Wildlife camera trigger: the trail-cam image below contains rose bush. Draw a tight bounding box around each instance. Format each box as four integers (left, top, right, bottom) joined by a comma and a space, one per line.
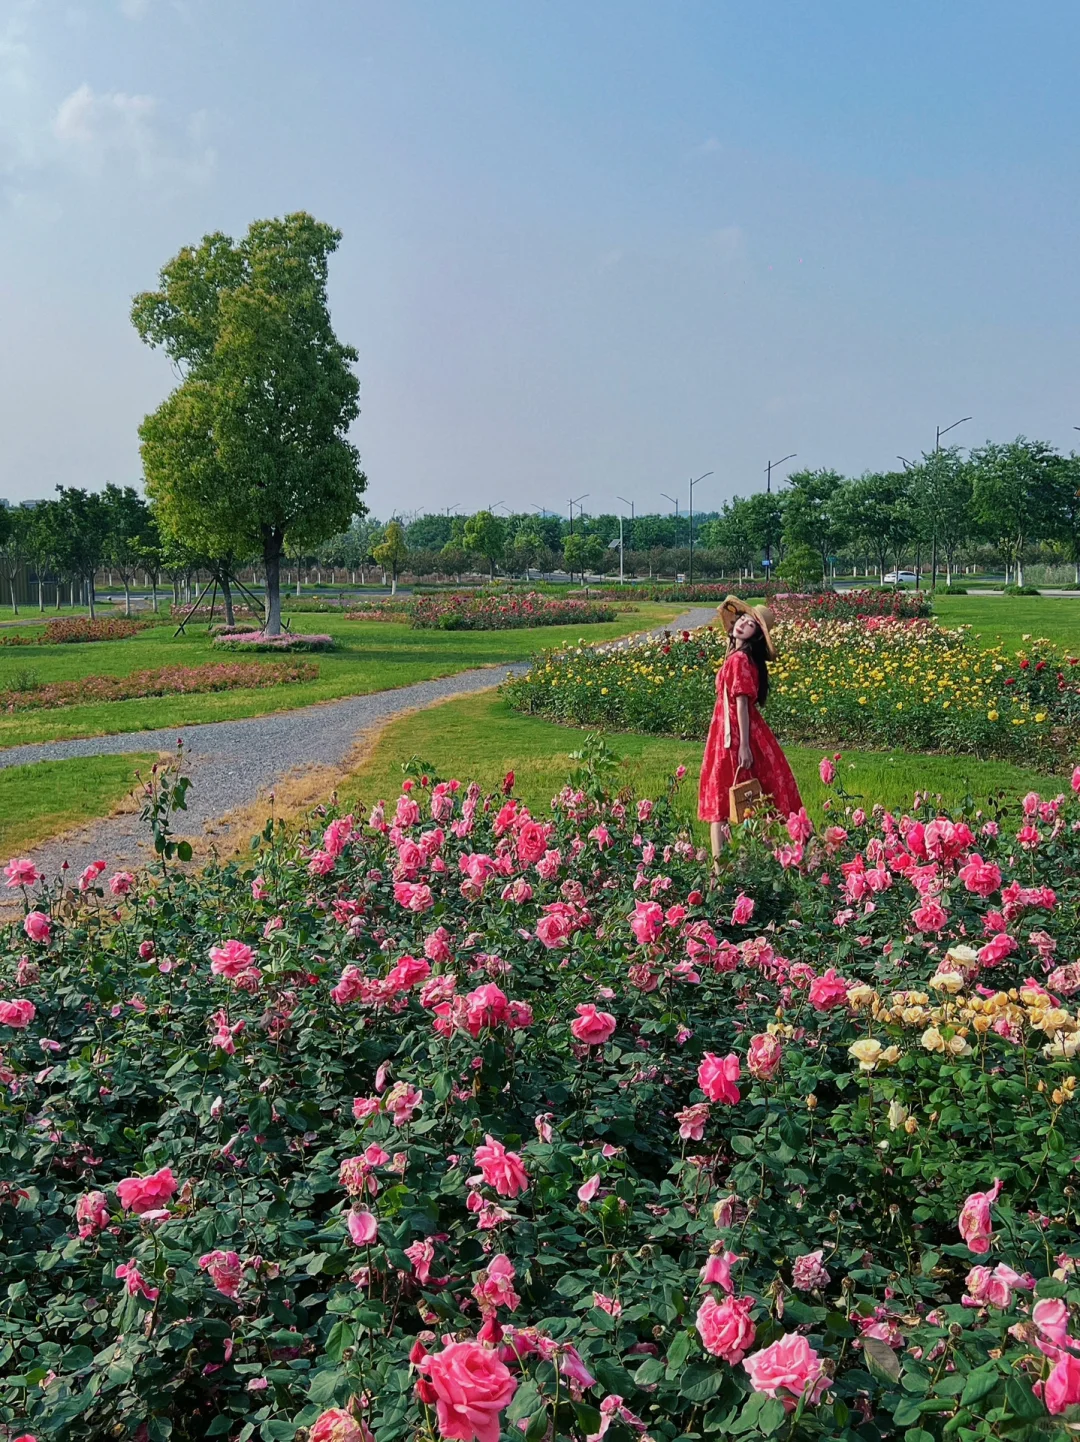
2, 759, 1080, 1438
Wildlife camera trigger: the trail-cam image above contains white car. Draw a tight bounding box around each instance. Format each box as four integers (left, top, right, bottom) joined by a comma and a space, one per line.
882, 570, 918, 584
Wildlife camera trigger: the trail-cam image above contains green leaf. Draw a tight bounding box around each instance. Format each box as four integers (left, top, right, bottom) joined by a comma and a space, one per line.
665, 1328, 692, 1377
863, 1336, 902, 1384
729, 1134, 754, 1156
205, 1420, 234, 1437
679, 1363, 724, 1402
960, 1367, 1001, 1407
259, 1424, 297, 1442
757, 1397, 788, 1434
177, 840, 193, 862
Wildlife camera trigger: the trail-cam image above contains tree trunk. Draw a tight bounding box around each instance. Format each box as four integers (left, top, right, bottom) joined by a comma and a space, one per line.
151, 576, 158, 612
123, 579, 131, 616
87, 574, 96, 620
38, 574, 44, 612
390, 568, 397, 596
9, 575, 17, 615
264, 543, 283, 636
221, 573, 235, 628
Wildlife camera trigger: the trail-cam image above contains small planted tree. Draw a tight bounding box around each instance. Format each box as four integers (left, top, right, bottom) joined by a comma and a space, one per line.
372, 520, 410, 594
462, 510, 506, 581
133, 213, 366, 635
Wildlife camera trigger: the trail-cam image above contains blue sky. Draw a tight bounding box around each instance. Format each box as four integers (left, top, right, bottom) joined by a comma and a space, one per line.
2, 0, 1079, 520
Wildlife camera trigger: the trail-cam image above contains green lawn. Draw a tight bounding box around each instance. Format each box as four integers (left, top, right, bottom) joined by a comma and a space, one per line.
932, 594, 1080, 652
333, 692, 1057, 834
0, 753, 156, 857
0, 604, 682, 748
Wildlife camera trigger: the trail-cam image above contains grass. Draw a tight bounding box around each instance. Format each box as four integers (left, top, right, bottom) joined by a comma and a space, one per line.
932, 595, 1080, 652
0, 753, 156, 856
329, 691, 1059, 836
0, 604, 683, 748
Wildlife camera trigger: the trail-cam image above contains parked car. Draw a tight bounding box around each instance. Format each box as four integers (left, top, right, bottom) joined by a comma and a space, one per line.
883, 570, 918, 584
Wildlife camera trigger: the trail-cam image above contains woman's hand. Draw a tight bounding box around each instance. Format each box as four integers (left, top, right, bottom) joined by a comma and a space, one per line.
738, 744, 753, 772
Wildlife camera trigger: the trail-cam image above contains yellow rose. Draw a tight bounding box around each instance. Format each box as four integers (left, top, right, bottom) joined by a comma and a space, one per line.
849, 1038, 884, 1071
920, 1026, 945, 1053
887, 1098, 908, 1130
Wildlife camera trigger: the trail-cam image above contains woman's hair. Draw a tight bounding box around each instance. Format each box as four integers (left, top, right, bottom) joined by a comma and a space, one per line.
729, 622, 770, 705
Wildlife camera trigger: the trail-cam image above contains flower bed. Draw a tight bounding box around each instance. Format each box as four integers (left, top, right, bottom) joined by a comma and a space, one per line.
411, 591, 617, 630
213, 631, 336, 653
0, 659, 318, 712
44, 616, 157, 644
771, 588, 931, 621
345, 599, 413, 622
2, 763, 1080, 1437
504, 619, 1080, 765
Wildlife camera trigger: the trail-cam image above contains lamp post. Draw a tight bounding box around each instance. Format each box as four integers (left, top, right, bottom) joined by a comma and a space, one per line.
661, 494, 681, 581
568, 494, 589, 536
688, 471, 713, 583
930, 417, 970, 589
763, 454, 795, 571
616, 497, 635, 585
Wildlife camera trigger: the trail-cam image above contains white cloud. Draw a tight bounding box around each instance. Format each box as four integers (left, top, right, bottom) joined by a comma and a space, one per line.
52, 82, 214, 182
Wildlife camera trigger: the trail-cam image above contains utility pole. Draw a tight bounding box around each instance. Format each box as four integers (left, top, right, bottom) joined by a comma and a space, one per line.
763, 455, 795, 571
616, 497, 634, 586
930, 418, 970, 590
687, 471, 713, 584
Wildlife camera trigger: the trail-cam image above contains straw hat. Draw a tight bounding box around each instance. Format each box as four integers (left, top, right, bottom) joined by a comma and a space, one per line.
717, 594, 777, 661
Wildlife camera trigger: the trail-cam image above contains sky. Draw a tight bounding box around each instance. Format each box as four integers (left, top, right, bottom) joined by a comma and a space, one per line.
2, 0, 1080, 523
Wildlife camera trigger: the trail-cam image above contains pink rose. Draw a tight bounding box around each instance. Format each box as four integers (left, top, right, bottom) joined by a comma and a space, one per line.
115, 1259, 158, 1301
0, 999, 35, 1029
424, 927, 453, 963
958, 854, 1001, 898
23, 911, 50, 943
1033, 1297, 1074, 1359
912, 899, 948, 934
577, 1174, 601, 1203
75, 1190, 109, 1239
807, 968, 847, 1011
701, 1248, 740, 1292
629, 900, 664, 946
209, 939, 256, 979
1043, 1353, 1080, 1415
516, 820, 552, 866
309, 1409, 370, 1442
535, 910, 573, 949
385, 955, 431, 992
116, 1166, 178, 1215
731, 892, 755, 926
698, 1052, 741, 1105
347, 1209, 378, 1245
570, 1004, 616, 1046
198, 1249, 242, 1299
696, 1293, 756, 1364
791, 1250, 830, 1290
743, 1333, 828, 1410
474, 1135, 529, 1197
4, 857, 38, 888
675, 1102, 709, 1140
109, 872, 135, 897
405, 1237, 435, 1284
394, 881, 434, 913
423, 1340, 517, 1442
818, 757, 836, 785
959, 1178, 1002, 1254
747, 1033, 782, 1081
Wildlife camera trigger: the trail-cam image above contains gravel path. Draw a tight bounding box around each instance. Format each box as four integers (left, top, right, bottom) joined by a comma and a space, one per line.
10, 608, 714, 878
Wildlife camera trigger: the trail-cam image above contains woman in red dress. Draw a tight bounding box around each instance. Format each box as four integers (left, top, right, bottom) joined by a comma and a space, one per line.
698, 596, 803, 863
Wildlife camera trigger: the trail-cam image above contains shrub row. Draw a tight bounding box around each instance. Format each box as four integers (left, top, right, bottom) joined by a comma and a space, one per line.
213, 632, 336, 654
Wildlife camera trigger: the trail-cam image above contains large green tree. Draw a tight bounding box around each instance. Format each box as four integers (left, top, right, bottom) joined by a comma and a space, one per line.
132, 212, 366, 635
970, 437, 1059, 586
782, 468, 844, 579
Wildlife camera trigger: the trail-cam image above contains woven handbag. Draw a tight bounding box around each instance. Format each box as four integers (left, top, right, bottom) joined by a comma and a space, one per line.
729, 768, 765, 823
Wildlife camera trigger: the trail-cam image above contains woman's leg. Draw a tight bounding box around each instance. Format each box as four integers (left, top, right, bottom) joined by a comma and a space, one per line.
710, 821, 724, 869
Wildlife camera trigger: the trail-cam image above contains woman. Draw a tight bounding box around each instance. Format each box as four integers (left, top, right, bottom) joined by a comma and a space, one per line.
698, 595, 803, 861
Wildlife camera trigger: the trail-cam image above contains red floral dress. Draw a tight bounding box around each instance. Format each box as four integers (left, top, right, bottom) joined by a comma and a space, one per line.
698, 649, 803, 822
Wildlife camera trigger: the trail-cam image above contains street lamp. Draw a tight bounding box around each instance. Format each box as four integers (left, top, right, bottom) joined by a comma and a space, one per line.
929, 417, 971, 589
763, 454, 795, 571
568, 493, 589, 536
688, 471, 713, 584
615, 497, 636, 586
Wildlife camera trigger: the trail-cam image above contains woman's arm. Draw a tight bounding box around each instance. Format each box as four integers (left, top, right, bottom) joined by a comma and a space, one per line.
736, 694, 753, 771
